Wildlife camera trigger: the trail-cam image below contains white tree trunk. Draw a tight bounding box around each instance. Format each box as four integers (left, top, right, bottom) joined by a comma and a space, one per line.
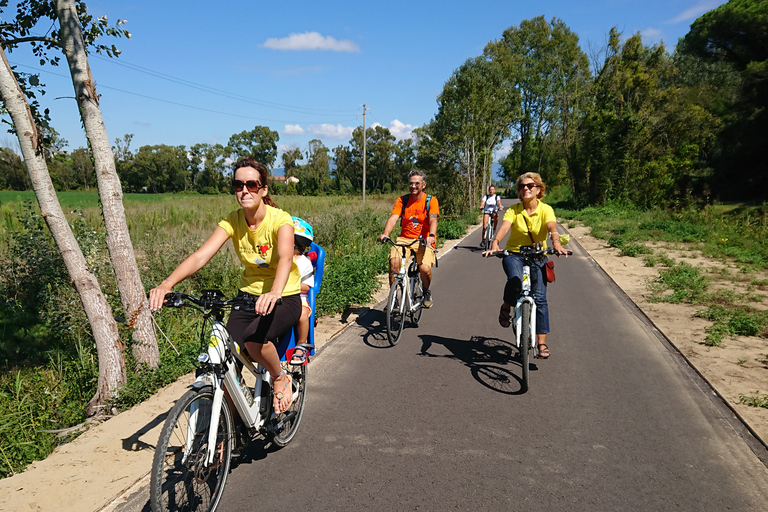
56, 0, 159, 367
0, 47, 126, 414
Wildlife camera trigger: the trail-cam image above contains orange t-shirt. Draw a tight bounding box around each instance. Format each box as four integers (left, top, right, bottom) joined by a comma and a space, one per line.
391, 194, 440, 239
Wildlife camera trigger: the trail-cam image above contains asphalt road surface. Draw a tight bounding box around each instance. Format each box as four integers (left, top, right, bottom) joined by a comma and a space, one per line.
126, 210, 768, 511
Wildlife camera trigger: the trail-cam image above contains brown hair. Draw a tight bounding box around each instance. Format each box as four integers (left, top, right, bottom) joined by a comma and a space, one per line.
233, 156, 277, 207
515, 172, 546, 200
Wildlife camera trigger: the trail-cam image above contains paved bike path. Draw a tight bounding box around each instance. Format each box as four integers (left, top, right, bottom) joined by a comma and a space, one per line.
218, 206, 768, 510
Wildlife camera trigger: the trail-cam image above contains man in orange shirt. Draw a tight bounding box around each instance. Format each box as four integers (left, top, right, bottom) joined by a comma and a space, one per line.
378, 169, 440, 307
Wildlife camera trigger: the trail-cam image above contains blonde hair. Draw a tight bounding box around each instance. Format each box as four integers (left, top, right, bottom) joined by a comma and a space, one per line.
515, 172, 546, 200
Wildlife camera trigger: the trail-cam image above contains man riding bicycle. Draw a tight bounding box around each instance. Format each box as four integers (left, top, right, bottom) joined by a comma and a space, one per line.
378, 169, 440, 308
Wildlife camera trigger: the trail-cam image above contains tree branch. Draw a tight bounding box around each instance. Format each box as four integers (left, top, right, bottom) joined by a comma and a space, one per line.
2, 36, 61, 48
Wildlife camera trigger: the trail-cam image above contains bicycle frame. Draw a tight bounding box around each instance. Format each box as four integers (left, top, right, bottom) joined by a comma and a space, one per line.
390, 240, 425, 316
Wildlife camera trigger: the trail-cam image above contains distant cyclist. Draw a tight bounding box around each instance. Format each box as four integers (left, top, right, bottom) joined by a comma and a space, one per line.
378, 169, 440, 308
480, 184, 503, 236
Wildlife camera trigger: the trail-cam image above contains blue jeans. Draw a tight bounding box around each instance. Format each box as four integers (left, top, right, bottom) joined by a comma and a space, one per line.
501, 253, 549, 334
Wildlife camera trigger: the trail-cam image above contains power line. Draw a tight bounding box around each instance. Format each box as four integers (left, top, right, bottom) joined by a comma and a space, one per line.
7, 60, 359, 125
91, 54, 356, 117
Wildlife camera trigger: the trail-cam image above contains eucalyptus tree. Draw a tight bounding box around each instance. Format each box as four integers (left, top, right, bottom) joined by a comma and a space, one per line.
188, 142, 227, 193
227, 125, 279, 168
432, 56, 513, 208
484, 16, 589, 182
281, 145, 302, 178
0, 0, 160, 410
296, 138, 331, 194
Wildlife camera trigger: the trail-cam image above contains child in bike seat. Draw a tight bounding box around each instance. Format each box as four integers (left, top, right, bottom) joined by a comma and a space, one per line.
290, 217, 315, 365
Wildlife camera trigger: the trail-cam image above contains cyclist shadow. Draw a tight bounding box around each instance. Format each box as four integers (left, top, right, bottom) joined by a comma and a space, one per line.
356, 308, 403, 349
418, 334, 537, 395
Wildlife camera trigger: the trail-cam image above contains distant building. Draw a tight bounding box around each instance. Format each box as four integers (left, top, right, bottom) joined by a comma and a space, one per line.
272, 175, 299, 184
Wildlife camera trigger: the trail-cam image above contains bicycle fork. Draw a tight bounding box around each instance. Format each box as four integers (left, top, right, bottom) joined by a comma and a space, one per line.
514, 266, 537, 350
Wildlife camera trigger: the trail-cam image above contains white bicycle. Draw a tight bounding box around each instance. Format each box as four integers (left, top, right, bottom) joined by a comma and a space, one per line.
149, 290, 313, 512
381, 237, 436, 346
493, 243, 570, 392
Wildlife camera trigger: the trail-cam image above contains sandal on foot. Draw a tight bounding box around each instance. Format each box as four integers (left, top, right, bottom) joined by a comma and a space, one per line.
498, 303, 512, 328
272, 371, 293, 414
289, 347, 307, 366
537, 344, 550, 359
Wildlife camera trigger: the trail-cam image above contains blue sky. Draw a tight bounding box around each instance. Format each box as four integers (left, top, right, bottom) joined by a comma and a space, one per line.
1, 0, 727, 165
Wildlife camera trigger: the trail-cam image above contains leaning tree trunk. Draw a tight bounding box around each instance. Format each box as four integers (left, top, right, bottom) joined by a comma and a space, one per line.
0, 47, 126, 414
57, 0, 159, 367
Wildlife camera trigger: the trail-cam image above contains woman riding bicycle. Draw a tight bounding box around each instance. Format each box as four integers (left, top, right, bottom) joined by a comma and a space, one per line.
483, 173, 568, 359
149, 156, 302, 414
480, 184, 503, 233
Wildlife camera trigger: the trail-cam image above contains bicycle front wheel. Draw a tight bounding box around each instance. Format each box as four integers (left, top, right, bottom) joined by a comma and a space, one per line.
409, 277, 423, 327
268, 363, 308, 447
150, 387, 234, 512
484, 222, 494, 248
386, 280, 405, 345
520, 302, 531, 393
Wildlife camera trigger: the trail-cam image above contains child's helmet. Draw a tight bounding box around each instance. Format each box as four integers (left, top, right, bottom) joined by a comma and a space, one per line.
292, 216, 314, 247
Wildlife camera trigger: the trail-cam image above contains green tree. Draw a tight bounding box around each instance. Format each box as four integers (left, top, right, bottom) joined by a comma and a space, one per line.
484, 16, 590, 185
188, 142, 227, 193
71, 147, 95, 190
0, 146, 29, 189
131, 144, 189, 193
677, 0, 768, 200
227, 125, 279, 168
571, 30, 717, 207
296, 139, 331, 194
281, 145, 302, 178
431, 56, 514, 208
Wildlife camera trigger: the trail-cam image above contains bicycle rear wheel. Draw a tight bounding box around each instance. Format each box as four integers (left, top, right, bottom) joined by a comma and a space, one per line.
150, 387, 233, 512
409, 277, 423, 327
520, 302, 531, 393
268, 364, 308, 447
386, 280, 405, 345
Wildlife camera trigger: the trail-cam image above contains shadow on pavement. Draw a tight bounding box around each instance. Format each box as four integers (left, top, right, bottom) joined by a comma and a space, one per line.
417, 334, 537, 395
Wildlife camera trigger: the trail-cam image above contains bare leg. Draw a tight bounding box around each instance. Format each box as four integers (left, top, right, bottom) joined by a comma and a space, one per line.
419, 264, 432, 291
389, 257, 401, 286
244, 341, 292, 413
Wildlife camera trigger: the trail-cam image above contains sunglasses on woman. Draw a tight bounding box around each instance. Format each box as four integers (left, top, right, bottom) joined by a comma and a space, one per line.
518, 182, 538, 190
233, 180, 262, 192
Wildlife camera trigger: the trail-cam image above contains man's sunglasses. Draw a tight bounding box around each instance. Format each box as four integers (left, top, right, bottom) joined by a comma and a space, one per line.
233, 180, 262, 192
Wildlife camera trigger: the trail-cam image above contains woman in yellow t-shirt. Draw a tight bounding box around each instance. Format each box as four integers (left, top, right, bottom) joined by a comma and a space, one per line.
149, 156, 301, 414
483, 172, 568, 359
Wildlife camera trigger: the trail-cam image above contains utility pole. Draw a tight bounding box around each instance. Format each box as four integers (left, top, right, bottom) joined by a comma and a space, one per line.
358, 104, 368, 202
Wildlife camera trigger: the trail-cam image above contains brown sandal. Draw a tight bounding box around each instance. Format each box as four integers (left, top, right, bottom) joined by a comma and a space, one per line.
498, 303, 512, 328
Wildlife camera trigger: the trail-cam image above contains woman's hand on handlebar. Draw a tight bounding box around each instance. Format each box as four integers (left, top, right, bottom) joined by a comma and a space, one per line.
482, 238, 501, 258
551, 239, 570, 257
255, 290, 282, 316
148, 282, 173, 311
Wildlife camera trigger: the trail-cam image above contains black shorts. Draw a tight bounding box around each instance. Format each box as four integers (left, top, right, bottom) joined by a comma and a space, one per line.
226, 293, 302, 345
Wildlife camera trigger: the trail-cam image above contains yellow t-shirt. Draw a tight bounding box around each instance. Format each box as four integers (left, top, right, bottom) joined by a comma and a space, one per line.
218, 206, 301, 296
502, 201, 556, 253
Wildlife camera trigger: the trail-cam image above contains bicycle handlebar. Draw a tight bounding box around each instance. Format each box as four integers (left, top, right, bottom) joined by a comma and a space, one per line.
489, 246, 573, 258
160, 289, 282, 311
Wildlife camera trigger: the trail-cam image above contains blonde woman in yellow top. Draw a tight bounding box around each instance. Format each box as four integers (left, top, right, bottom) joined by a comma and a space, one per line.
483, 172, 568, 359
149, 157, 301, 414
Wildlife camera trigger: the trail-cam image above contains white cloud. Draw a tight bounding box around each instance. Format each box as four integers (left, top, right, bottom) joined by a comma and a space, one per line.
308, 123, 355, 140
641, 27, 664, 41
494, 140, 513, 162
261, 32, 360, 53
667, 1, 723, 24
283, 124, 304, 135
388, 119, 417, 140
